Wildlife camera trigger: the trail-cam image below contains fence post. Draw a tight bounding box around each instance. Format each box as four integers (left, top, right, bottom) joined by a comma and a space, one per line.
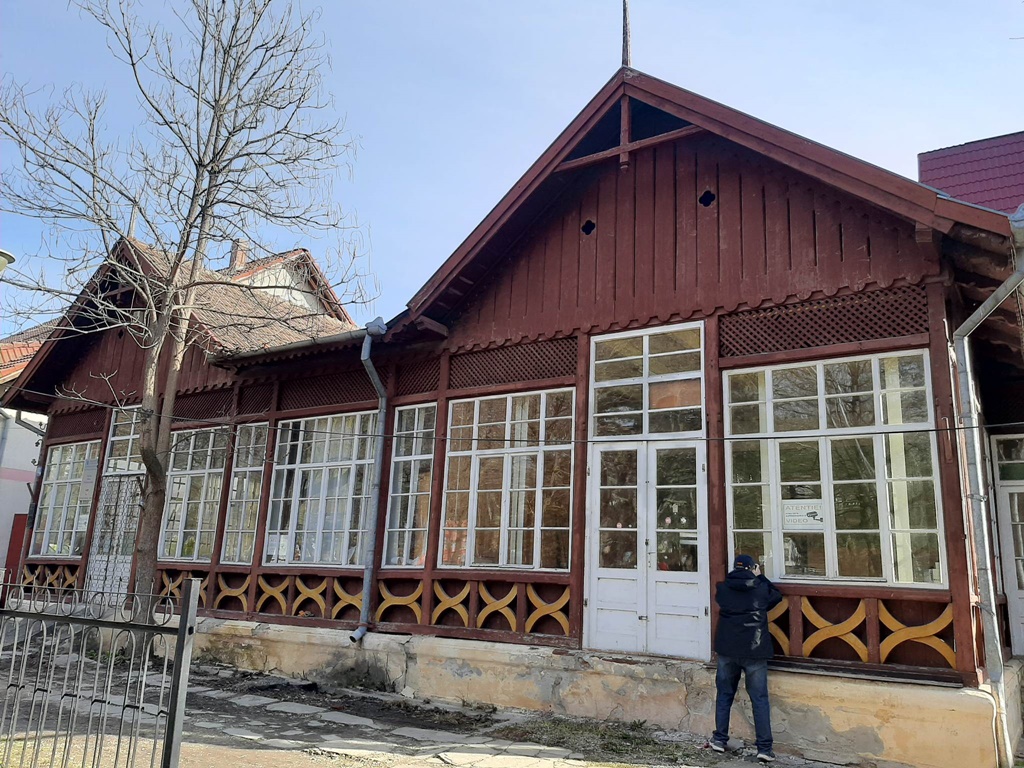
162, 578, 199, 768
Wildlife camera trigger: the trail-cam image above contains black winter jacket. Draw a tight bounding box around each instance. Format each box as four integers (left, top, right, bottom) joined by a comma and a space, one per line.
713, 569, 783, 659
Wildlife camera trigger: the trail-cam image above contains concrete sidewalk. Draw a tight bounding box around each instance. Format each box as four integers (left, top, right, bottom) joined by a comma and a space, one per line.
177, 662, 843, 768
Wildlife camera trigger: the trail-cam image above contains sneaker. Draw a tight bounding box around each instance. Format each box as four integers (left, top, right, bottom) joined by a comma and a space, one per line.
756, 749, 777, 763
709, 739, 727, 753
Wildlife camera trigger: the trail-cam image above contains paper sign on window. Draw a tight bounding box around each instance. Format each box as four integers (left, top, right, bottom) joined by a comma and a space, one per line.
782, 500, 825, 529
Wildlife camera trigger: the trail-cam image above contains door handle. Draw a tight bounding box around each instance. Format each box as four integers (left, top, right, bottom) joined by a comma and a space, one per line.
638, 615, 648, 621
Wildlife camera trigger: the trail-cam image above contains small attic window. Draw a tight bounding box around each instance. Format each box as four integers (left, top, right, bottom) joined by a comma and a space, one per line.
581, 219, 596, 236
699, 190, 717, 208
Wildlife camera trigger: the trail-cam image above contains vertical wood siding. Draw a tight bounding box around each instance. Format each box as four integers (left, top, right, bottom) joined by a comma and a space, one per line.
445, 136, 939, 352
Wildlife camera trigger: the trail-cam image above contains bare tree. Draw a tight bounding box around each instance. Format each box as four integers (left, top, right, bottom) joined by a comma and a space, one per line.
0, 0, 369, 600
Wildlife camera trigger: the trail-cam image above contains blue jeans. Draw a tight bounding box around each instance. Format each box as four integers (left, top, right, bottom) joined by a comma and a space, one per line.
713, 655, 773, 751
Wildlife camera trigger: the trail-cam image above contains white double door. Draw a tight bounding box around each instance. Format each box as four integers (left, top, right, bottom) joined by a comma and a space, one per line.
585, 441, 710, 659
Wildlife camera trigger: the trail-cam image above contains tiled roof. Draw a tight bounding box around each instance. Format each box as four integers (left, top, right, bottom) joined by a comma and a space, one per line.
919, 132, 1024, 214
0, 324, 51, 384
130, 241, 354, 357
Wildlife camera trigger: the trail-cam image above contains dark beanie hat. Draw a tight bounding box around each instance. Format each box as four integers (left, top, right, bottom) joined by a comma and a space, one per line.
733, 554, 756, 570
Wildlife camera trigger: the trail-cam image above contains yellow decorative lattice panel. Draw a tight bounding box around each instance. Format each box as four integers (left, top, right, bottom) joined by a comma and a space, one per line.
879, 602, 955, 669
293, 576, 328, 617
332, 579, 362, 619
525, 584, 570, 636
255, 575, 290, 614
375, 581, 423, 623
213, 574, 250, 612
431, 582, 470, 626
802, 597, 868, 662
477, 583, 517, 630
767, 598, 790, 656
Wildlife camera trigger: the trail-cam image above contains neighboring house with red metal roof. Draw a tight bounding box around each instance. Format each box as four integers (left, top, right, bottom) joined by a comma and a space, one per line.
919, 131, 1024, 214
0, 325, 50, 585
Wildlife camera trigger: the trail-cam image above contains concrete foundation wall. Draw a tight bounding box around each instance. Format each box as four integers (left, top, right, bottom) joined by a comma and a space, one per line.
193, 618, 1014, 768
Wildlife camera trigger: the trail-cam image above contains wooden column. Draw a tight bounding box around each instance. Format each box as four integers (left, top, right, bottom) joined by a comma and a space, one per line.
926, 281, 980, 686
246, 381, 280, 617
422, 351, 452, 625
705, 313, 727, 647
569, 333, 590, 645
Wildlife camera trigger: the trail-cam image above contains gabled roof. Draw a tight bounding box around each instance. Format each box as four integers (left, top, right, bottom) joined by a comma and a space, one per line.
919, 131, 1024, 214
2, 239, 354, 410
218, 247, 354, 325
400, 67, 1013, 329
0, 324, 52, 387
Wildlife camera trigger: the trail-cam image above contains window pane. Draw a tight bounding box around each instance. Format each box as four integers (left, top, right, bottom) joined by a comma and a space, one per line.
831, 438, 875, 481
541, 489, 571, 528
595, 414, 642, 436
600, 489, 637, 529
734, 486, 770, 529
595, 337, 643, 360
600, 531, 637, 568
834, 483, 879, 529
656, 533, 698, 572
601, 450, 638, 486
892, 532, 941, 583
836, 533, 882, 578
882, 390, 928, 425
649, 352, 700, 375
595, 385, 643, 414
886, 433, 933, 478
649, 328, 700, 354
779, 442, 820, 482
824, 360, 874, 394
474, 530, 500, 565
882, 354, 926, 389
826, 395, 875, 428
783, 533, 826, 576
656, 489, 697, 529
540, 530, 570, 569
648, 379, 700, 410
773, 366, 818, 399
888, 480, 936, 529
656, 448, 697, 485
731, 404, 766, 434
774, 399, 820, 431
729, 372, 765, 404
595, 358, 643, 381
731, 441, 768, 484
649, 409, 702, 433
733, 532, 771, 570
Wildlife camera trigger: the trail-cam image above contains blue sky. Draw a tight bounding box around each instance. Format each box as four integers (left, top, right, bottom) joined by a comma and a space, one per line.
1, 1, 1022, 325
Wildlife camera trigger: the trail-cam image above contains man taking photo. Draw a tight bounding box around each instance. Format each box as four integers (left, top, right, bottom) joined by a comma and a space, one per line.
709, 554, 783, 762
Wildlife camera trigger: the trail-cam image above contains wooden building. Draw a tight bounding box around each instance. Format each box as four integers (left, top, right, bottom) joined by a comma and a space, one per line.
5, 69, 1022, 767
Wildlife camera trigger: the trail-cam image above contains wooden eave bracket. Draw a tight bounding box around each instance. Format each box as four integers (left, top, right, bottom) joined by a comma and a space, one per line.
414, 316, 449, 338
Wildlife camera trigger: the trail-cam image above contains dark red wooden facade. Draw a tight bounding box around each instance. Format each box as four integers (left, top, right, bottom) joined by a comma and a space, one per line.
10, 67, 1020, 690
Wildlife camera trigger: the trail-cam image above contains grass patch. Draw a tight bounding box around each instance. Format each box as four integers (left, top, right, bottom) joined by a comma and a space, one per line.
491, 716, 704, 765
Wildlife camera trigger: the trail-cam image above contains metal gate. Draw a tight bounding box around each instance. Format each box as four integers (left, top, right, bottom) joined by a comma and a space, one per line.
0, 576, 199, 767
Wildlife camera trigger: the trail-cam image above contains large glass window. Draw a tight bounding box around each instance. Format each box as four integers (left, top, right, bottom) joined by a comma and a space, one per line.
265, 412, 377, 565
160, 427, 229, 561
441, 389, 573, 569
726, 351, 945, 586
592, 323, 703, 437
384, 405, 435, 567
221, 423, 268, 565
31, 441, 101, 557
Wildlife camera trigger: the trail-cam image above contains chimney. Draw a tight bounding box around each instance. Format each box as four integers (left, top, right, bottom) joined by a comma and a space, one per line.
230, 239, 249, 271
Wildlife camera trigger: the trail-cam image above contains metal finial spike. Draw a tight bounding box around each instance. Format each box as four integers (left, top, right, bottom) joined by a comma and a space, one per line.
127, 205, 138, 238
622, 0, 631, 68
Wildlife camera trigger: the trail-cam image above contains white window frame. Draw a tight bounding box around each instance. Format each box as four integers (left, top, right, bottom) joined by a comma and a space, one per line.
159, 427, 229, 562
265, 411, 377, 566
724, 349, 947, 588
221, 423, 269, 565
439, 388, 574, 571
106, 407, 145, 475
589, 321, 706, 440
383, 404, 436, 568
31, 440, 101, 558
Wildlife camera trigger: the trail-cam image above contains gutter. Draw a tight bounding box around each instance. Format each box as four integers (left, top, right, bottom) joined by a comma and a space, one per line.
351, 317, 388, 644
952, 203, 1024, 768
213, 327, 367, 365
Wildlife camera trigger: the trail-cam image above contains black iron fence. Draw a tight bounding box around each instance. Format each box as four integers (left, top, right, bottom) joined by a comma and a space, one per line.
0, 576, 199, 767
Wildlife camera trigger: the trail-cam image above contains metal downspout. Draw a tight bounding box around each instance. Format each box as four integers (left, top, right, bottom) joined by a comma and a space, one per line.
351, 317, 388, 644
953, 205, 1024, 768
